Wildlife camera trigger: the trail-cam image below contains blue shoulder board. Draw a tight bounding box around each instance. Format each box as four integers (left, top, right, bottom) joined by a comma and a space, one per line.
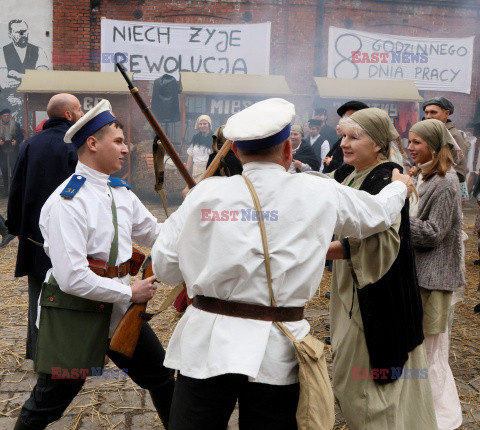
108, 177, 132, 190
60, 175, 86, 199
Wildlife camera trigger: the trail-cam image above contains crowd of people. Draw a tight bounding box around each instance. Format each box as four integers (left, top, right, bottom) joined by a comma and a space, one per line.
0, 92, 474, 430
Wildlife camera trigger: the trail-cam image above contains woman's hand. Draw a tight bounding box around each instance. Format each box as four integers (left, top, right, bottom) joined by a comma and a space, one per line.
408, 166, 419, 177
392, 168, 414, 198
292, 159, 303, 170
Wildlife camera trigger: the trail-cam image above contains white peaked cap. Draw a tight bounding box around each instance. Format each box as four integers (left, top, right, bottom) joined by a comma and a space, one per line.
223, 98, 295, 150
64, 99, 116, 148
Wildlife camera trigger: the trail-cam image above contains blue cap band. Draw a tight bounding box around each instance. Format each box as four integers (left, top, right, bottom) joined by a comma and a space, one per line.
235, 124, 291, 151
71, 110, 117, 148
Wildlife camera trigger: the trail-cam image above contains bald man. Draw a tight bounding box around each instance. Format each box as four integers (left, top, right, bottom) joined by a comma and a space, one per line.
6, 93, 84, 360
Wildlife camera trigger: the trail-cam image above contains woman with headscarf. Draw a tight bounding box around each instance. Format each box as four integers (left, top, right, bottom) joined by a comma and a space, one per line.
408, 119, 463, 430
327, 108, 437, 429
288, 124, 320, 173
186, 114, 213, 181
206, 125, 243, 177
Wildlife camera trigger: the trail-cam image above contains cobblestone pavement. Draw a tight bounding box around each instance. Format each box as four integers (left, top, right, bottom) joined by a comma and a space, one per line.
0, 195, 479, 429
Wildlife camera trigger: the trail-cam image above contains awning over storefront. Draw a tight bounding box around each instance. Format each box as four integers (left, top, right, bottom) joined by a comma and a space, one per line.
180, 72, 293, 96
17, 70, 133, 94
16, 70, 134, 181
313, 77, 423, 102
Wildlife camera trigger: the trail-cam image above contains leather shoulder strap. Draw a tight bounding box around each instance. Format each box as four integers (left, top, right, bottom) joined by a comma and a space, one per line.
241, 175, 296, 342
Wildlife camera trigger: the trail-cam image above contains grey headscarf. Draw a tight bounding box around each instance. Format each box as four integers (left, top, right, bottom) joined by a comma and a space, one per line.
349, 108, 399, 155
409, 119, 454, 152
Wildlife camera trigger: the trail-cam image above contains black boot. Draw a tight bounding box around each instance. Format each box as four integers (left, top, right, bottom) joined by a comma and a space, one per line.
0, 215, 14, 248
149, 379, 175, 429
0, 233, 15, 248
14, 417, 46, 430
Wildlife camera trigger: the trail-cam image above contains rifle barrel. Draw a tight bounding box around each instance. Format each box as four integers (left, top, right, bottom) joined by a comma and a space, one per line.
116, 63, 196, 189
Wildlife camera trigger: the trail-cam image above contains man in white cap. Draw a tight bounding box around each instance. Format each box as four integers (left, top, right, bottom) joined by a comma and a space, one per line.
150, 98, 414, 428
14, 100, 174, 430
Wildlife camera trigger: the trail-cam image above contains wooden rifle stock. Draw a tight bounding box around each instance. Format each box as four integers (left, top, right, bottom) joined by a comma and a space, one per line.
109, 257, 154, 359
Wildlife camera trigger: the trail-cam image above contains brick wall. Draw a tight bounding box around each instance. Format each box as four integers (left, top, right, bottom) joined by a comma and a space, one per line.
52, 0, 479, 132
321, 0, 480, 130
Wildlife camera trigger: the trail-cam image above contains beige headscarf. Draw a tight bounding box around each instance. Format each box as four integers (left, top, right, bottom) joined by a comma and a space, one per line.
409, 119, 454, 152
349, 108, 399, 155
195, 114, 212, 131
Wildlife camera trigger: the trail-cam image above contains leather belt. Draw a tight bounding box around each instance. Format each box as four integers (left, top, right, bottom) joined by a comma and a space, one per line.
105, 261, 131, 278
193, 295, 304, 322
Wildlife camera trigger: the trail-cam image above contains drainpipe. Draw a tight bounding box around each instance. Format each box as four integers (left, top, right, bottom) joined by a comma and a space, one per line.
314, 0, 325, 76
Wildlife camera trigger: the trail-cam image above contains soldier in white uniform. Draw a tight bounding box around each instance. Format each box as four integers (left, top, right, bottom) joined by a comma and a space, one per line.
150, 98, 414, 429
14, 100, 174, 430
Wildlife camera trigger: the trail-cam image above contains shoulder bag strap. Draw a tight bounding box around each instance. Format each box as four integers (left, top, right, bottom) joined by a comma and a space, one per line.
241, 175, 297, 342
107, 184, 119, 267
48, 186, 119, 286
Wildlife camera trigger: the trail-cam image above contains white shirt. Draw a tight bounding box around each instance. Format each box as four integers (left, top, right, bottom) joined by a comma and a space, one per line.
151, 162, 407, 385
309, 135, 330, 172
38, 162, 162, 336
317, 140, 330, 172
308, 134, 320, 146
187, 144, 211, 164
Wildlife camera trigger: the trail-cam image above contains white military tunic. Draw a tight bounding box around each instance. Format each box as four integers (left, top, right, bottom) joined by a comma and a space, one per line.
151, 161, 407, 385
39, 162, 162, 336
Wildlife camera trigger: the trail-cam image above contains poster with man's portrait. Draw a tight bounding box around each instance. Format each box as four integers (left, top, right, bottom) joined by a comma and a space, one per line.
0, 0, 52, 123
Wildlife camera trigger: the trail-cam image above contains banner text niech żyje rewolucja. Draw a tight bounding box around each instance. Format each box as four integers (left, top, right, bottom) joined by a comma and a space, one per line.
100, 18, 271, 80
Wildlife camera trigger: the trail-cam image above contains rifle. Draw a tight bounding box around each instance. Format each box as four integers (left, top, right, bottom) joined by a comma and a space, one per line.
110, 64, 233, 358
109, 256, 154, 358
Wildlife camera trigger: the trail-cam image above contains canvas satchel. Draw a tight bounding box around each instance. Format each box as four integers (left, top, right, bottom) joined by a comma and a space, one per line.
242, 175, 335, 430
35, 185, 120, 376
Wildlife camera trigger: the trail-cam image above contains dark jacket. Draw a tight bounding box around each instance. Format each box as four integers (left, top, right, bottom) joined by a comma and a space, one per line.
334, 162, 424, 384
190, 132, 213, 149
3, 42, 39, 75
322, 137, 344, 174
321, 124, 338, 149
6, 117, 77, 279
0, 119, 24, 148
446, 120, 468, 183
293, 139, 320, 171
206, 150, 243, 177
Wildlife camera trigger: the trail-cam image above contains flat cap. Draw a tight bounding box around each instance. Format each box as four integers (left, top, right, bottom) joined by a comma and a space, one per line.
422, 97, 454, 114
308, 119, 323, 127
0, 108, 11, 115
337, 101, 369, 117
223, 98, 295, 151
